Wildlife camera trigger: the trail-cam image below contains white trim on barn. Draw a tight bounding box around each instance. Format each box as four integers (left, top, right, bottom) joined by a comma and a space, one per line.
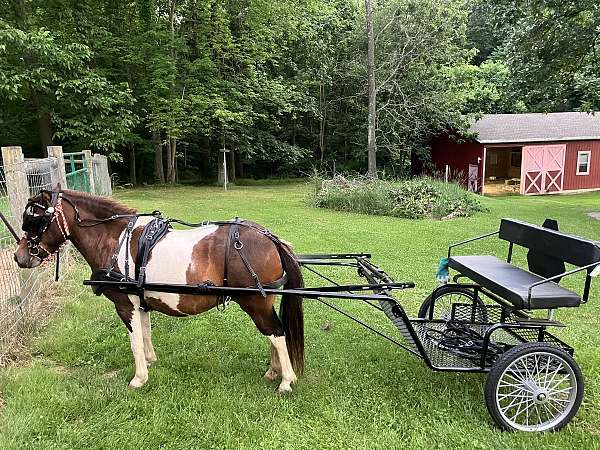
576, 150, 591, 175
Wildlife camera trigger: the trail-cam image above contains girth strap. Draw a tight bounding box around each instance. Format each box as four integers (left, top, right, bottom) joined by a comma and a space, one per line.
135, 218, 171, 288
223, 217, 267, 298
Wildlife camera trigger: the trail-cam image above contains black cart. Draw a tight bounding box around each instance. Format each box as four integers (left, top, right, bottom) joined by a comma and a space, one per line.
85, 218, 600, 432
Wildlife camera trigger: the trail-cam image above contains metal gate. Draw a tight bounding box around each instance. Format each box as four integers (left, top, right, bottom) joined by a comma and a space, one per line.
520, 145, 566, 195
64, 152, 91, 192
468, 164, 479, 193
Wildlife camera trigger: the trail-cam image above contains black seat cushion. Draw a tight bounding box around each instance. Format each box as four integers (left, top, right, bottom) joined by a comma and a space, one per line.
448, 255, 581, 309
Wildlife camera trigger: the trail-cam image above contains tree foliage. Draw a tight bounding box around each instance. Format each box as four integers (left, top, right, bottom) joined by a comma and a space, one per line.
0, 0, 595, 181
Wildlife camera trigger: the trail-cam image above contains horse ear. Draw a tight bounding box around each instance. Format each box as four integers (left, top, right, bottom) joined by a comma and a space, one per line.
54, 183, 62, 191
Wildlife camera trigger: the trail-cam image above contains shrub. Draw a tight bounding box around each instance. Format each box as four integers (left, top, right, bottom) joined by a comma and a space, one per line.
310, 175, 485, 219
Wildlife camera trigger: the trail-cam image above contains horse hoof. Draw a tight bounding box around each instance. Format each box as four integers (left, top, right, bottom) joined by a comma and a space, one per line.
264, 368, 280, 382
128, 377, 147, 389
276, 384, 293, 395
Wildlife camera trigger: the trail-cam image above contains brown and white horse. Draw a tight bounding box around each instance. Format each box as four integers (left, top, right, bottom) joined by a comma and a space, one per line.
14, 188, 304, 394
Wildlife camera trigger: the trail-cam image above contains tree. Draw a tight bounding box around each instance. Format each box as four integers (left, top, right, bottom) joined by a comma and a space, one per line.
369, 0, 475, 174
505, 0, 600, 111
365, 0, 377, 177
0, 23, 136, 155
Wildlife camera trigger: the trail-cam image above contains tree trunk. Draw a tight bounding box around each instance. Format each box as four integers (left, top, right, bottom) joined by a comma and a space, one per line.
319, 81, 326, 165
236, 150, 244, 178
365, 0, 377, 178
165, 138, 173, 184
129, 142, 136, 185
217, 150, 225, 184
32, 92, 53, 154
229, 149, 236, 182
168, 137, 177, 183
152, 130, 165, 183
38, 109, 53, 155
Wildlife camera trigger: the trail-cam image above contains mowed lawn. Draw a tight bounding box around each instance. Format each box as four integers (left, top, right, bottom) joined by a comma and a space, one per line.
1, 183, 600, 449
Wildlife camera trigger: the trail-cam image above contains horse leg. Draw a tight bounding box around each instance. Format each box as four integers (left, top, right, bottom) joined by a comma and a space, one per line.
238, 295, 297, 394
122, 296, 148, 388
112, 295, 149, 388
269, 334, 297, 394
140, 309, 157, 365
264, 342, 281, 382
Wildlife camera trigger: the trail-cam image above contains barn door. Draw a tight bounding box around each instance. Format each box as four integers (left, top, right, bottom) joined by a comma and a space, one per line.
520, 145, 566, 195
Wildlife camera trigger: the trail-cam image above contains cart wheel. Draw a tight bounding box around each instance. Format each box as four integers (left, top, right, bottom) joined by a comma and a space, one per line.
485, 342, 584, 432
418, 285, 483, 320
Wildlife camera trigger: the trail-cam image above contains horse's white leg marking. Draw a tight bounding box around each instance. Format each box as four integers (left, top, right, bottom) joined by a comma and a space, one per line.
264, 343, 281, 382
127, 297, 148, 389
268, 335, 297, 394
140, 309, 157, 365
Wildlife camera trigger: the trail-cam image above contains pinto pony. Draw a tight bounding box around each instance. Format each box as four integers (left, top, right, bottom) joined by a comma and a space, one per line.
14, 188, 304, 394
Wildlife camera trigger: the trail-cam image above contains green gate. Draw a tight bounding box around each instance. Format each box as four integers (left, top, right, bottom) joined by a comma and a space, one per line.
63, 152, 91, 192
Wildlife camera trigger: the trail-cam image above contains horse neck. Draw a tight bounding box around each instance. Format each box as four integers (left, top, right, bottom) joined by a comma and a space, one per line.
64, 194, 132, 272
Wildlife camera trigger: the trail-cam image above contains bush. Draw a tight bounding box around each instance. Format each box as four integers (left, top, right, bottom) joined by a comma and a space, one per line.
310, 175, 485, 219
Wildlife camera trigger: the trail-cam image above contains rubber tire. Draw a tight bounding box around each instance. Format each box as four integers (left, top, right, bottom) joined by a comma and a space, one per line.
418, 285, 481, 319
484, 342, 584, 432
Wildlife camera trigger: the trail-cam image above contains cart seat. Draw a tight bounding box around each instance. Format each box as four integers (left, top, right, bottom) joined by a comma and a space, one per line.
448, 255, 581, 309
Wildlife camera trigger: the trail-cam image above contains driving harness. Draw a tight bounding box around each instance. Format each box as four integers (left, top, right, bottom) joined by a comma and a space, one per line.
92, 215, 288, 312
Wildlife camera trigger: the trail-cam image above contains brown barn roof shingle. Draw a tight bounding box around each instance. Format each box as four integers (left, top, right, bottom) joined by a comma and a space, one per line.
470, 112, 600, 144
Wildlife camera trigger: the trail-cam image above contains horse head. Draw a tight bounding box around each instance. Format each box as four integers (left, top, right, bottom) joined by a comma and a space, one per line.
14, 184, 71, 268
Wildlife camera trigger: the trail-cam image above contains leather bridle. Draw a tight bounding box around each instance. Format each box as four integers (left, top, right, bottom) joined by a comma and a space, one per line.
22, 191, 70, 263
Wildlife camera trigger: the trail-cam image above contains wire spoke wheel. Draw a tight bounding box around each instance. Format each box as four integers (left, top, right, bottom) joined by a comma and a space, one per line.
485, 343, 584, 432
418, 285, 484, 322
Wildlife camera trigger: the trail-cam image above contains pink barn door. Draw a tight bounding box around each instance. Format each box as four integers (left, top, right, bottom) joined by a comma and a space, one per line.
520, 144, 566, 195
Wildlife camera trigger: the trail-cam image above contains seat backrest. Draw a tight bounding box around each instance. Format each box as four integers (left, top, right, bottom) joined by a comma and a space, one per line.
527, 219, 565, 280
499, 218, 600, 268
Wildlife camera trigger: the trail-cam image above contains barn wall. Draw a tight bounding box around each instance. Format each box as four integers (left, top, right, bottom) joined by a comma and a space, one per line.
430, 135, 484, 183
563, 140, 600, 190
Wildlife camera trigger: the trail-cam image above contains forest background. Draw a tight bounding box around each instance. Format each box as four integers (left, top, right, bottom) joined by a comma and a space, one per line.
1, 0, 598, 183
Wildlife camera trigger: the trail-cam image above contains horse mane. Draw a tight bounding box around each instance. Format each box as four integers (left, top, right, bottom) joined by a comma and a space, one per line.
63, 189, 137, 217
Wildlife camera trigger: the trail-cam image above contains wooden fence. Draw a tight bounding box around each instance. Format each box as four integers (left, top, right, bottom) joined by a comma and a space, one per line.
0, 146, 112, 361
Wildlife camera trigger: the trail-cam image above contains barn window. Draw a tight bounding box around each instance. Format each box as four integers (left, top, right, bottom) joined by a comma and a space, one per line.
577, 151, 591, 175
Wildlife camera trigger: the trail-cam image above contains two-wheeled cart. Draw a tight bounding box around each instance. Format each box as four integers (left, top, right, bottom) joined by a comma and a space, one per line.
85, 218, 600, 432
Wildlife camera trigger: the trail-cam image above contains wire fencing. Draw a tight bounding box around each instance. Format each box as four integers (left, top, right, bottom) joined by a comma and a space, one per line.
0, 146, 112, 363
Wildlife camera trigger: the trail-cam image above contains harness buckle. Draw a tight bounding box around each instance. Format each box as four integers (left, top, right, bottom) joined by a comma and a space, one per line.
217, 296, 231, 311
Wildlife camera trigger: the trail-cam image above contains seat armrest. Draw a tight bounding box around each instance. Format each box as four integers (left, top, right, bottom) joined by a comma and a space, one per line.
447, 230, 499, 258
527, 261, 600, 307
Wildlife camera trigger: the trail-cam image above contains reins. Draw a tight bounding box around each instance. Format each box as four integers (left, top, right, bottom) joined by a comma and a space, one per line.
22, 190, 159, 282
25, 190, 288, 310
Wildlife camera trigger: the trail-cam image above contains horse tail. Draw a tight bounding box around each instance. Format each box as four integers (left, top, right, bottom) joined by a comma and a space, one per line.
276, 242, 304, 375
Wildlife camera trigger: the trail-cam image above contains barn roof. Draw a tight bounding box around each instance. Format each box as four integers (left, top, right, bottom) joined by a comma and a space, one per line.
470, 112, 600, 144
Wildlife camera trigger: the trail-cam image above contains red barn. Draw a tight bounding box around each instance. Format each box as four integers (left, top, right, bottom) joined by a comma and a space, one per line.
430, 112, 600, 195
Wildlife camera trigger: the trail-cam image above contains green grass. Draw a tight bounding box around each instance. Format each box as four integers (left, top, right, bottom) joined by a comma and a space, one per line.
1, 182, 600, 449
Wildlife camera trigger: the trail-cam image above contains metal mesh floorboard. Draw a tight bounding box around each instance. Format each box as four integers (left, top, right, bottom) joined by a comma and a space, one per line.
413, 322, 484, 370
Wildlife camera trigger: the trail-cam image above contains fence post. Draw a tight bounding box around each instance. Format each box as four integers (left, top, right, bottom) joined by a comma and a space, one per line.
47, 145, 67, 189
83, 150, 95, 194
92, 154, 112, 196
1, 146, 29, 231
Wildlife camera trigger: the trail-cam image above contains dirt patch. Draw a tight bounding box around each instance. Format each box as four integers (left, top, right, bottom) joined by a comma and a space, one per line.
587, 212, 600, 220
483, 180, 520, 196
51, 364, 71, 375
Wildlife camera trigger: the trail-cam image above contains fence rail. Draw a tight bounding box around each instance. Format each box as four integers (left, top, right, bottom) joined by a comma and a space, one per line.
0, 145, 112, 361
